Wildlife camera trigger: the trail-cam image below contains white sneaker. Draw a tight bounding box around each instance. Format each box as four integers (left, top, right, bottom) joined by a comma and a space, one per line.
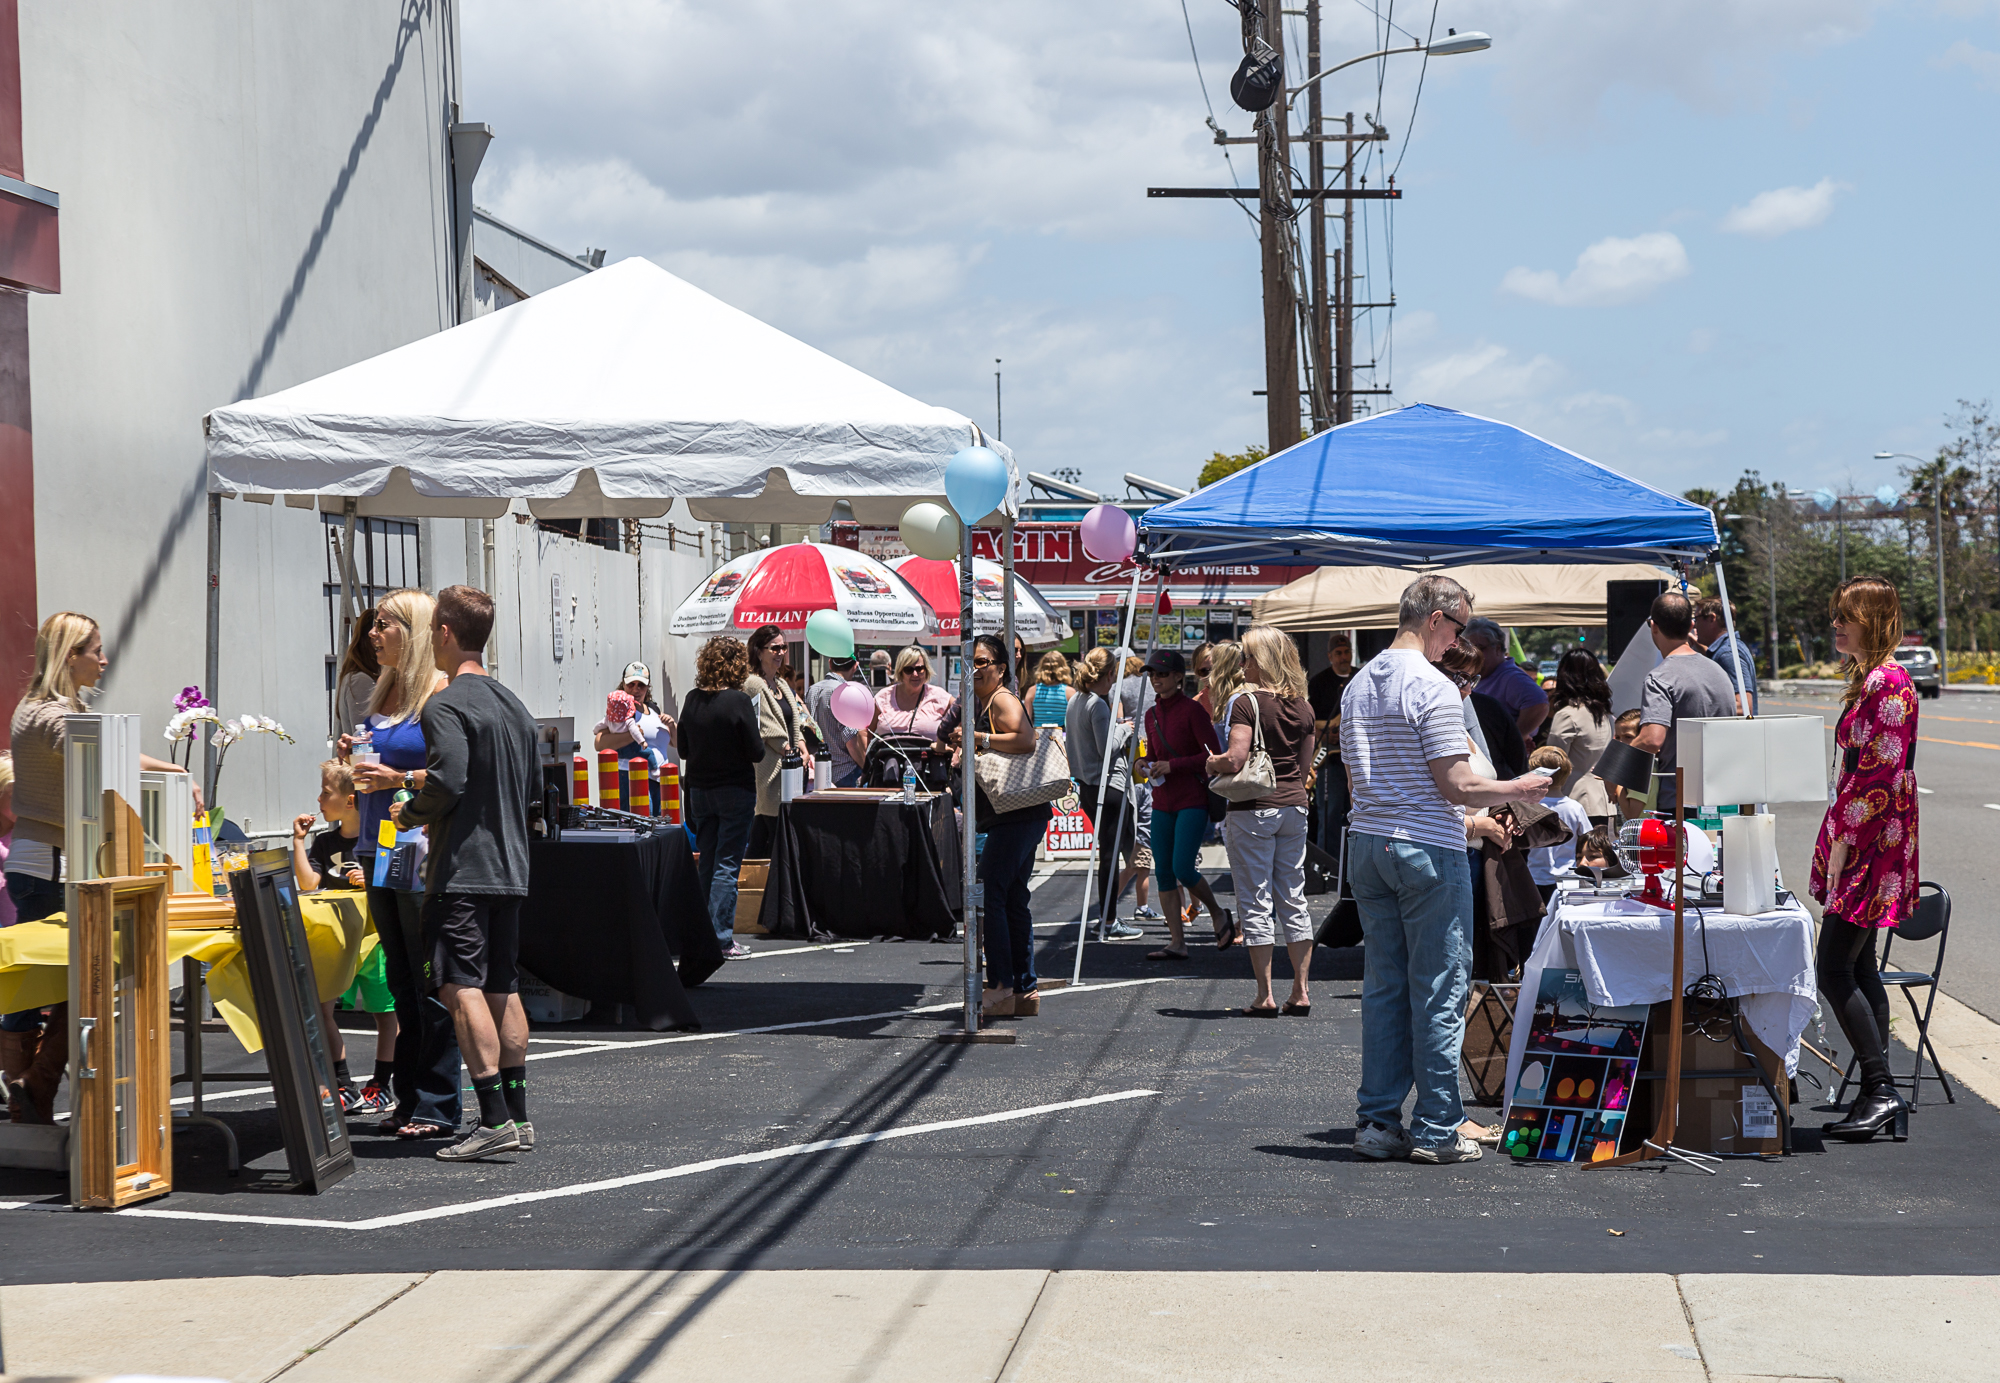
1409, 1133, 1483, 1164
1353, 1122, 1415, 1161
1134, 905, 1165, 921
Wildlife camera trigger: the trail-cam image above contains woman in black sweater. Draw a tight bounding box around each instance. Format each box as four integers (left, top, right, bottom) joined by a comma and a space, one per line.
676, 636, 766, 960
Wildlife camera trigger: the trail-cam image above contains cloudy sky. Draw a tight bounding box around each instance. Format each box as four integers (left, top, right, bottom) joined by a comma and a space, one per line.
464, 0, 2000, 501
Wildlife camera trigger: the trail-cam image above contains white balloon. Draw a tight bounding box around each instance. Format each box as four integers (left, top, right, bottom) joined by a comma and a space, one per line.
900, 502, 961, 561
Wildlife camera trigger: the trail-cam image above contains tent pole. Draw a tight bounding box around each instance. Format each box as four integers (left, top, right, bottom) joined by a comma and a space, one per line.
482, 517, 499, 680
1712, 557, 1752, 719
204, 493, 221, 809
1071, 561, 1147, 984
959, 522, 981, 1036
1002, 517, 1017, 690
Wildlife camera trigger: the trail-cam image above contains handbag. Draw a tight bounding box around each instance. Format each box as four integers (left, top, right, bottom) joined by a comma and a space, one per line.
1210, 691, 1277, 802
973, 699, 1072, 814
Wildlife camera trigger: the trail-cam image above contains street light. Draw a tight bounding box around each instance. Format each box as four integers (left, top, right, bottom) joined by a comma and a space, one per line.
1877, 451, 1944, 653
1284, 29, 1492, 110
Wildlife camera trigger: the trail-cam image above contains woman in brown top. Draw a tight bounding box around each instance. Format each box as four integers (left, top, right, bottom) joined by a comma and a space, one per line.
1207, 625, 1318, 1017
4, 612, 196, 1122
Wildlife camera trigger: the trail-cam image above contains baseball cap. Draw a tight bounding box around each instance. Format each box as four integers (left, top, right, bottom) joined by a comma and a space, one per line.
620, 661, 651, 686
1142, 648, 1186, 677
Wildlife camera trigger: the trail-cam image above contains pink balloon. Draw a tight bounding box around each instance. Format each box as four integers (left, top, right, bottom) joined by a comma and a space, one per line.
1080, 503, 1136, 562
831, 679, 876, 730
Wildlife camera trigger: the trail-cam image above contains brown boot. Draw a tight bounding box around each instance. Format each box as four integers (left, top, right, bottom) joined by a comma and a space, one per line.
3, 1026, 40, 1123
15, 1008, 65, 1125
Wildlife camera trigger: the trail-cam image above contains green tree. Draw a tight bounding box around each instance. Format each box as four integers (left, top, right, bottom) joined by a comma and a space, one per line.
1197, 445, 1267, 488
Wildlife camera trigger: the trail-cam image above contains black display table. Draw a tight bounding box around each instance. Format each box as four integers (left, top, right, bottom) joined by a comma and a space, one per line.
521, 827, 723, 1031
758, 792, 963, 942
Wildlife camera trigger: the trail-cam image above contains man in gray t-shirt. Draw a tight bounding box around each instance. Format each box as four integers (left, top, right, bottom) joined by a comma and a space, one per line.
1634, 592, 1738, 812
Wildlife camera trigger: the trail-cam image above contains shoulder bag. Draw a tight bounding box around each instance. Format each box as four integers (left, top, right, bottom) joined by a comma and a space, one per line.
1210, 691, 1278, 802
973, 697, 1072, 814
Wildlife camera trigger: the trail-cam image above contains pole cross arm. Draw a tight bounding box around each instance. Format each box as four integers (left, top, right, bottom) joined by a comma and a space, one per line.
1148, 187, 1402, 200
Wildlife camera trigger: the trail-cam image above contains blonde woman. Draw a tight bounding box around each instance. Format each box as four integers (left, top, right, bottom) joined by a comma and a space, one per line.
1206, 626, 1316, 1016
3, 613, 194, 1122
1199, 641, 1250, 736
1813, 577, 1921, 1142
1029, 650, 1073, 728
338, 590, 461, 1141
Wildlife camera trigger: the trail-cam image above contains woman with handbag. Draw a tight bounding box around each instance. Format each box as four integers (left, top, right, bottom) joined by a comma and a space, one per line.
744, 625, 814, 859
1207, 626, 1316, 1015
1140, 648, 1235, 960
947, 634, 1056, 1018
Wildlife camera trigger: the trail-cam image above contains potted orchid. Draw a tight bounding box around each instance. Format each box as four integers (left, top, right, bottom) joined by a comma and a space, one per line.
163, 686, 295, 850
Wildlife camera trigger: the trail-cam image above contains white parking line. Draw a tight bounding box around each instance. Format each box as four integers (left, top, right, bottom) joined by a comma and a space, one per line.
1985, 804, 2000, 812
111, 1088, 1162, 1232
1917, 787, 1934, 795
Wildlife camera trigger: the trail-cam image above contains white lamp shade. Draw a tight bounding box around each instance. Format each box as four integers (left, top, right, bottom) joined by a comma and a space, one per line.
1677, 715, 1828, 806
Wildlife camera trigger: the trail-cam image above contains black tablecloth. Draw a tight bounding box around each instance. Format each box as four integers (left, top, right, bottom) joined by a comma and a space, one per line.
759, 795, 963, 941
520, 828, 724, 1030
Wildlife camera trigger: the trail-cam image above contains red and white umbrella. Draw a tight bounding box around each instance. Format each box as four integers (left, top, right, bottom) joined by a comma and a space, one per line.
887, 555, 1068, 646
668, 542, 938, 640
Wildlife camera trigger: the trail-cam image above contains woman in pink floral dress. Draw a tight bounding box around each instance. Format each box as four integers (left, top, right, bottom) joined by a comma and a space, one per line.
1811, 576, 1920, 1141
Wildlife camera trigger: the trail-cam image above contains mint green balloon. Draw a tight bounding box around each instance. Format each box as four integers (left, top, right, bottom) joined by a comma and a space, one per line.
806, 609, 855, 659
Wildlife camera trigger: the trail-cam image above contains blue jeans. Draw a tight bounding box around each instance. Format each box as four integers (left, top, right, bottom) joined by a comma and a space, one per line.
1348, 831, 1474, 1149
689, 785, 757, 947
979, 817, 1042, 994
5, 868, 64, 1031
1152, 806, 1209, 892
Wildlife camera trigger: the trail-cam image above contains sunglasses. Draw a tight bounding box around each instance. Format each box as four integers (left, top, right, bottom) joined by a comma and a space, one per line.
902, 666, 928, 676
1437, 611, 1467, 636
971, 658, 998, 669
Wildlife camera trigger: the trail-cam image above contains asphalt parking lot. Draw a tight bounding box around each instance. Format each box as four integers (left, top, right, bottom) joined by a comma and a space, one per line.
6, 858, 1997, 1287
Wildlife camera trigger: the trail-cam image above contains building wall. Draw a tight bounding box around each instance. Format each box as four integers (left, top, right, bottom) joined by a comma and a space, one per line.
20, 1, 460, 829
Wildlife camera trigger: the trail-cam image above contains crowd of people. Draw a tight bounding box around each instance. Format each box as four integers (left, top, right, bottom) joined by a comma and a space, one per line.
0, 568, 1925, 1163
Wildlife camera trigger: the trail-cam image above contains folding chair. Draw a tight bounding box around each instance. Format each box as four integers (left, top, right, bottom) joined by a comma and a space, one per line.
1837, 880, 1954, 1108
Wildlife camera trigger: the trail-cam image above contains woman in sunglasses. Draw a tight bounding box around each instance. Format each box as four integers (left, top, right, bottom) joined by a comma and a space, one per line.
946, 635, 1047, 1018
874, 646, 956, 741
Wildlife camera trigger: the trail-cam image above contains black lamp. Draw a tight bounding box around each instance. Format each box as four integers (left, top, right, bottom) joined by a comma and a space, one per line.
1593, 739, 1656, 796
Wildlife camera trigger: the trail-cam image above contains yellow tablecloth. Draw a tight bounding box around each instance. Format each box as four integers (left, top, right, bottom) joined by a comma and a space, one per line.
0, 892, 377, 1054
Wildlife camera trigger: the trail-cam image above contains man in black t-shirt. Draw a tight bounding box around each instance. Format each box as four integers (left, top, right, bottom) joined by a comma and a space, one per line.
1307, 634, 1354, 850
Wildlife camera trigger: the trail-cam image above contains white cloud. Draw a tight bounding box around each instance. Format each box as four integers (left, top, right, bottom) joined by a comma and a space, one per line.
1403, 343, 1565, 407
1719, 178, 1848, 237
1937, 39, 2000, 89
1500, 233, 1691, 307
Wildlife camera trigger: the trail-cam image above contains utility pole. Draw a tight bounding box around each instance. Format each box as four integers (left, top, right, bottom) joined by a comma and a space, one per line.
1336, 111, 1354, 424
1306, 3, 1331, 435
1251, 2, 1297, 454
1935, 468, 1948, 654
994, 359, 1002, 441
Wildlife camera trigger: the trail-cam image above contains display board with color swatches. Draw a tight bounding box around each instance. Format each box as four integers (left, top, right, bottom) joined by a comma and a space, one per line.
1503, 968, 1648, 1163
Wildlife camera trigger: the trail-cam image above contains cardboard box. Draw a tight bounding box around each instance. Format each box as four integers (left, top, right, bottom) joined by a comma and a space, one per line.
517, 966, 590, 1025
734, 859, 770, 935
1636, 999, 1788, 1156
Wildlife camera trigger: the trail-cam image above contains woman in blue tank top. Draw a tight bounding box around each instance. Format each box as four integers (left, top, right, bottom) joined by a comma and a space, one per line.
1029, 650, 1072, 728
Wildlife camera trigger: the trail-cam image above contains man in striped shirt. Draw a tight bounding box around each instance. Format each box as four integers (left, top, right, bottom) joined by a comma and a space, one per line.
1339, 574, 1550, 1164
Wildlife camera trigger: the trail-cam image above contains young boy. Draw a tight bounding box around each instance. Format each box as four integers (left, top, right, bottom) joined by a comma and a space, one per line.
1525, 747, 1594, 902
1575, 825, 1625, 879
291, 760, 399, 1116
1609, 708, 1653, 821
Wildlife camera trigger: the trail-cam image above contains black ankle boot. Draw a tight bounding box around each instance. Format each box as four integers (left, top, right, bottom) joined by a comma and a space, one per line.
1825, 1083, 1908, 1142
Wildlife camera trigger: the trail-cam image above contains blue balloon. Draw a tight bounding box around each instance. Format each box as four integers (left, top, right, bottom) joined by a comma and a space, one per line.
945, 445, 1010, 522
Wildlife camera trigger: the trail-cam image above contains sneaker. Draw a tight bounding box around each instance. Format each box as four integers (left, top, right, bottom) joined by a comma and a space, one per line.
352, 1082, 393, 1117
1353, 1122, 1415, 1161
516, 1121, 535, 1152
337, 1085, 365, 1115
1097, 919, 1144, 940
1134, 905, 1165, 921
1409, 1133, 1483, 1165
436, 1121, 521, 1162
723, 943, 754, 960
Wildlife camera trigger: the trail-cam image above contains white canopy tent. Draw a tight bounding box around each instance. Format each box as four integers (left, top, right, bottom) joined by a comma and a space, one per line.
204, 256, 1018, 525
1250, 561, 1672, 632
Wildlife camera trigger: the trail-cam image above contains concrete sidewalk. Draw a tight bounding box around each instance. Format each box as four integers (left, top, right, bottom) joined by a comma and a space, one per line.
4, 1268, 1996, 1383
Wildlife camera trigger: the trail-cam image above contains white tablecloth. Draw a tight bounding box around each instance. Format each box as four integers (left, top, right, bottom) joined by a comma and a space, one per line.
1501, 889, 1817, 1123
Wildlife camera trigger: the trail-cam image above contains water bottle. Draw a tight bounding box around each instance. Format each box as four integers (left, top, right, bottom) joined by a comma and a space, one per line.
352, 723, 377, 766
901, 763, 918, 804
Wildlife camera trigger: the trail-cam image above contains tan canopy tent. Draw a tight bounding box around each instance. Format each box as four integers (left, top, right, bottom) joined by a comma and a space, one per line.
1250, 562, 1671, 631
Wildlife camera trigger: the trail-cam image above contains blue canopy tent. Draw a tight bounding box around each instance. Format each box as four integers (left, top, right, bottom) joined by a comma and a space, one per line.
1140, 403, 1719, 570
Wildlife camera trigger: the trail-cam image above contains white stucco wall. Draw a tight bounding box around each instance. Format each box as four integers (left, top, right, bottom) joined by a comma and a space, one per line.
21, 1, 461, 831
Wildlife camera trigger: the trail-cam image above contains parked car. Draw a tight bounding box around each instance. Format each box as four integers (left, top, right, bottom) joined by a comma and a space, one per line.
1894, 644, 1942, 699
1537, 659, 1560, 681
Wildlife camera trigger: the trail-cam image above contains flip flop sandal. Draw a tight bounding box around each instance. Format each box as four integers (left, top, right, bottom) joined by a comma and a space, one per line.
1283, 1001, 1312, 1017
1213, 910, 1240, 951
396, 1121, 456, 1140
1241, 1005, 1280, 1018
1144, 948, 1191, 962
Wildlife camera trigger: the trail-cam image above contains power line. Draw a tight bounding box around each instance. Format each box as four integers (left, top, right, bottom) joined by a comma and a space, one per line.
1388, 0, 1439, 182
1177, 0, 1245, 190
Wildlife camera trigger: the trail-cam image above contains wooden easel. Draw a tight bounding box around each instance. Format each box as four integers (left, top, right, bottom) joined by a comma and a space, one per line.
1586, 768, 1720, 1175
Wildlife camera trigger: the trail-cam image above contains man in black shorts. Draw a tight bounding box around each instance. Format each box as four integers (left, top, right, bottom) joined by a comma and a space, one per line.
393, 584, 542, 1162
